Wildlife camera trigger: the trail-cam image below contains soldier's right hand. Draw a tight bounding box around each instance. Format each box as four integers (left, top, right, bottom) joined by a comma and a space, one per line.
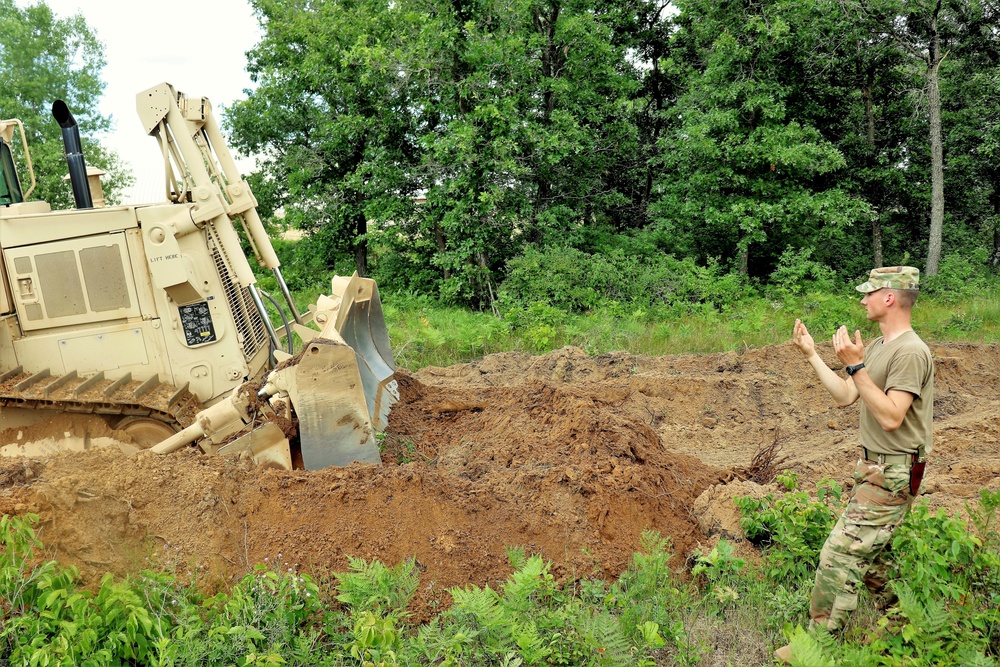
792, 319, 816, 358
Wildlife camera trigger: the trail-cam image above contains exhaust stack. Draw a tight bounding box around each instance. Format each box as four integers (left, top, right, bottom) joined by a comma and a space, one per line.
51, 100, 93, 209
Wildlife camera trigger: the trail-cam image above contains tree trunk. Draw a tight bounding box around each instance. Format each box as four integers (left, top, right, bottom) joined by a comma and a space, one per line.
925, 7, 945, 276
992, 192, 1000, 266
862, 80, 883, 267
435, 222, 451, 280
476, 251, 499, 317
872, 217, 883, 268
993, 223, 1000, 267
531, 1, 562, 242
353, 210, 368, 277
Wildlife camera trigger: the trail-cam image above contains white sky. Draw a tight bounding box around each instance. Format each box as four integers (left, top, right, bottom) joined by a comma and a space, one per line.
26, 0, 262, 203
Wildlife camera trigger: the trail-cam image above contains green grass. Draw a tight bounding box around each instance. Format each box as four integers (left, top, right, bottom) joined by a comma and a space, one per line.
380, 287, 1000, 370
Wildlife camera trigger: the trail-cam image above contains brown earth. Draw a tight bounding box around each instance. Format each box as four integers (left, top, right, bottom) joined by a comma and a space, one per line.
0, 341, 998, 621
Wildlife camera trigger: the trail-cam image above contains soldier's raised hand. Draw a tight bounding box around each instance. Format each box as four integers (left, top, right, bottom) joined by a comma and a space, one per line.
792, 319, 816, 358
833, 326, 864, 366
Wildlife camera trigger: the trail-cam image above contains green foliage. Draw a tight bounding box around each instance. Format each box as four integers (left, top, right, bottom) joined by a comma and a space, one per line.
499, 243, 747, 314
379, 276, 1000, 370
0, 515, 163, 666
0, 0, 131, 208
223, 0, 1000, 305
202, 565, 324, 659
609, 531, 696, 660
413, 551, 657, 667
735, 478, 843, 584
335, 556, 418, 618
921, 250, 992, 302
767, 247, 839, 298
860, 501, 1000, 664
350, 611, 402, 667
690, 540, 747, 617
7, 498, 1000, 666
757, 491, 1000, 666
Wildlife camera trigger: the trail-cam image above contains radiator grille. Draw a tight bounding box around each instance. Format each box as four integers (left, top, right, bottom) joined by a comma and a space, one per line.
207, 227, 268, 360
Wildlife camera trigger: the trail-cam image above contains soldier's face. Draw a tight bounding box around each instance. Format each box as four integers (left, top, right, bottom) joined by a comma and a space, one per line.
861, 289, 887, 320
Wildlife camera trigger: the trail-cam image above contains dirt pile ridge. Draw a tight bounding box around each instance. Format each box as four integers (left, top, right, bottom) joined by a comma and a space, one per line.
0, 341, 998, 619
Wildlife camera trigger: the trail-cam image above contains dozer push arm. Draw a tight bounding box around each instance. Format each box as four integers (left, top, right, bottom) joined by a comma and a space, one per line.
136, 83, 302, 332
134, 84, 396, 470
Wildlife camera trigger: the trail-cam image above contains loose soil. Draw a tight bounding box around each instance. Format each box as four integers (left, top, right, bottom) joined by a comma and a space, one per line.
1, 341, 998, 621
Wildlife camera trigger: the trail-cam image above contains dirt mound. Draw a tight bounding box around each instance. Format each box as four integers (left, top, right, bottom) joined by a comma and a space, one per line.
1, 341, 998, 619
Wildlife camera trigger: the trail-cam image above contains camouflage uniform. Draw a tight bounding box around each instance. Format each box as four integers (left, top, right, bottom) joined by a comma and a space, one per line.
810, 459, 916, 630
779, 266, 933, 663
810, 266, 933, 633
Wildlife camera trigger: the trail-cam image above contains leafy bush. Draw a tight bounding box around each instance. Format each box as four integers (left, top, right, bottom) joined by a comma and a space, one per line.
609, 531, 694, 660
767, 491, 1000, 666
7, 500, 1000, 666
921, 250, 992, 302
335, 556, 418, 618
0, 515, 164, 666
690, 540, 747, 615
499, 245, 607, 312
735, 476, 843, 584
767, 246, 838, 298
499, 245, 748, 314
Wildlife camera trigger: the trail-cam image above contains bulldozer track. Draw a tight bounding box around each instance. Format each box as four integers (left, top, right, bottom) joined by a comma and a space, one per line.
0, 366, 201, 432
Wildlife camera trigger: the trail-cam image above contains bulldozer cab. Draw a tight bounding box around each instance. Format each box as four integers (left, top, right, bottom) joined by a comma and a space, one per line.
0, 118, 35, 205
0, 134, 23, 204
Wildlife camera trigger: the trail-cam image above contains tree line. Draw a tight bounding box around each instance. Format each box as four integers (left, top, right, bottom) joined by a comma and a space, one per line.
0, 0, 132, 210
5, 0, 999, 310
225, 0, 1000, 309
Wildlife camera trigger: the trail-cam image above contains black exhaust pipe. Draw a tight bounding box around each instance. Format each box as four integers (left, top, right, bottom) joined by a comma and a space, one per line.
52, 100, 93, 209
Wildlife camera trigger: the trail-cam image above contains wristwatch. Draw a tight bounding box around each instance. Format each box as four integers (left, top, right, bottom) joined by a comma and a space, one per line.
845, 363, 866, 376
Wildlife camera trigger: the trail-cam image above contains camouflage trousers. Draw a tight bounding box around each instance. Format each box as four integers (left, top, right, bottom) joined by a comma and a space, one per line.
809, 458, 915, 632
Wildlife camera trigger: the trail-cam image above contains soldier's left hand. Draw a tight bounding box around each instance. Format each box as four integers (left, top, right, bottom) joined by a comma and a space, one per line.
833, 326, 864, 366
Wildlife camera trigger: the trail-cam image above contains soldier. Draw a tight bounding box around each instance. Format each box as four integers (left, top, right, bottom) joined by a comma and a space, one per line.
775, 266, 934, 664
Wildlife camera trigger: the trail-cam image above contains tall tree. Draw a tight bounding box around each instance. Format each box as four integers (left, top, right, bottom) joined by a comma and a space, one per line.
0, 0, 129, 208
796, 0, 918, 273
652, 0, 868, 277
936, 0, 1000, 269
597, 0, 682, 231
402, 0, 640, 307
227, 0, 423, 278
858, 0, 971, 276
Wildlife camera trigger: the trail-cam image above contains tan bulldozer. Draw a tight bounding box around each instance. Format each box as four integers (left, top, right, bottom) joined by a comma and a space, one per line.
0, 82, 397, 470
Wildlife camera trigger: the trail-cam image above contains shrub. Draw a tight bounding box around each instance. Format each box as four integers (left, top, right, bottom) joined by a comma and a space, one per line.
921, 251, 992, 302
499, 245, 748, 314
767, 247, 838, 298
735, 477, 843, 584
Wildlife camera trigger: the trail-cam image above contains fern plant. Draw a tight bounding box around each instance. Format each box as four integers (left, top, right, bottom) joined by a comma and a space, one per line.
335, 556, 418, 618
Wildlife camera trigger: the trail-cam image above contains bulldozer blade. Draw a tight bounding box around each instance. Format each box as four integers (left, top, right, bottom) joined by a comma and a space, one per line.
288, 339, 383, 469
217, 422, 292, 470
316, 274, 399, 433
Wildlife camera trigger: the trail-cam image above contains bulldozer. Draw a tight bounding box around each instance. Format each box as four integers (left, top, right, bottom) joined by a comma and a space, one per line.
0, 82, 397, 470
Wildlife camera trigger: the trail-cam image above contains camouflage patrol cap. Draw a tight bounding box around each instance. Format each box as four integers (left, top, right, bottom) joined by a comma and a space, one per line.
855, 266, 920, 293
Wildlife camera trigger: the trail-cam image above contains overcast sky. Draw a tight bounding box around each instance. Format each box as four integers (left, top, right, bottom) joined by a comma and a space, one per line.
28, 0, 262, 203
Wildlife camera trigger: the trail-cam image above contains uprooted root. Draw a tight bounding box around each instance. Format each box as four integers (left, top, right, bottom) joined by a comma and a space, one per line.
734, 428, 788, 485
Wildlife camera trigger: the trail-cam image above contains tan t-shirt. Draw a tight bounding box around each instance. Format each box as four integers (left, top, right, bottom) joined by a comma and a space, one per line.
859, 330, 934, 456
